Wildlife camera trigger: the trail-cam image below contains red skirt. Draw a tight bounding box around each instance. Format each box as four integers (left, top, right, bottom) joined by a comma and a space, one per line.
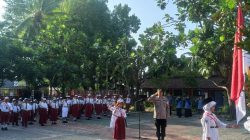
102, 104, 108, 112
71, 104, 77, 117
50, 108, 58, 121
39, 108, 48, 124
94, 104, 102, 115
114, 117, 126, 139
1, 112, 10, 123
85, 104, 93, 117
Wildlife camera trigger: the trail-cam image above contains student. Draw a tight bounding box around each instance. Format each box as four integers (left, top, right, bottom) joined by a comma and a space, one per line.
108, 99, 126, 140
201, 97, 238, 140
184, 96, 192, 117
176, 96, 183, 118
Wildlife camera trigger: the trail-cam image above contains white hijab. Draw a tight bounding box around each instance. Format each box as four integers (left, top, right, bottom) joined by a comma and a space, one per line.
203, 101, 216, 113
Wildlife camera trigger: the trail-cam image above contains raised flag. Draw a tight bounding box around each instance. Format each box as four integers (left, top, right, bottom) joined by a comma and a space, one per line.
230, 3, 246, 124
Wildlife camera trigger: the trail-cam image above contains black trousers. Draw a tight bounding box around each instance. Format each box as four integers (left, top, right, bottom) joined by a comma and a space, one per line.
176, 108, 182, 118
154, 119, 167, 138
169, 106, 172, 116
184, 109, 192, 117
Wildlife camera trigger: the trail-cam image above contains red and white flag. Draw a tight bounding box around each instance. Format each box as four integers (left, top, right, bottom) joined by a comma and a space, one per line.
230, 4, 246, 124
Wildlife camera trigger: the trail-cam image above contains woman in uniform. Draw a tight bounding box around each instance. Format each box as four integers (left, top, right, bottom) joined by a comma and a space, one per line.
201, 98, 238, 140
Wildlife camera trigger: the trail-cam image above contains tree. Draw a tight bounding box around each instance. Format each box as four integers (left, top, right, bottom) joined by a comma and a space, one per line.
139, 23, 178, 79
3, 0, 63, 40
156, 0, 250, 117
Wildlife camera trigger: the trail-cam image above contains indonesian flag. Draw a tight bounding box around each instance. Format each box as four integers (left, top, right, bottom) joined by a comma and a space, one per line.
230, 4, 246, 124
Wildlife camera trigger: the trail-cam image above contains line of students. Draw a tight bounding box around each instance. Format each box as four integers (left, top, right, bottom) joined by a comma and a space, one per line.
0, 94, 131, 132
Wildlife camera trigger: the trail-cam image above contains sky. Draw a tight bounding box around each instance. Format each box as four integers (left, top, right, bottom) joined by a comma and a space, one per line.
0, 0, 195, 57
0, 0, 5, 21
108, 0, 195, 57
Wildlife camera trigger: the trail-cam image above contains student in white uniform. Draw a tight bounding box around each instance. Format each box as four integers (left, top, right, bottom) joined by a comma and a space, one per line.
21, 98, 32, 128
62, 98, 69, 123
1, 97, 12, 130
108, 99, 127, 140
38, 98, 48, 126
11, 99, 20, 126
201, 98, 238, 140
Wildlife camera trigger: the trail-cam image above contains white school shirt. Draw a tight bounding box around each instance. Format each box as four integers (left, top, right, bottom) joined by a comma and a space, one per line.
39, 102, 48, 110
109, 106, 126, 128
77, 99, 84, 105
62, 100, 69, 108
67, 99, 72, 106
72, 99, 79, 105
12, 104, 21, 113
85, 98, 94, 104
50, 102, 59, 109
1, 102, 11, 112
21, 103, 32, 111
95, 99, 102, 104
32, 103, 38, 112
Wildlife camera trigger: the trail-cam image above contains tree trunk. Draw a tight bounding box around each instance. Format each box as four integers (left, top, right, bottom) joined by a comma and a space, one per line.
211, 80, 235, 119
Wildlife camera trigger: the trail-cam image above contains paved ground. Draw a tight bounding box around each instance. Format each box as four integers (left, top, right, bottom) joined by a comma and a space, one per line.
0, 112, 249, 140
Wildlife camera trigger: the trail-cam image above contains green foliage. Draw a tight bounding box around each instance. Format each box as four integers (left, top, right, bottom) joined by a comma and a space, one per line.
0, 0, 143, 95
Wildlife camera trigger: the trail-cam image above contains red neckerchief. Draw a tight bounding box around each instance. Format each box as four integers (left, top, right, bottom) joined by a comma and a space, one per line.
205, 112, 218, 127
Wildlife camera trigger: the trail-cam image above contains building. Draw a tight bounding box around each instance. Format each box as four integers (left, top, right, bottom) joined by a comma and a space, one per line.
141, 77, 227, 107
0, 80, 28, 97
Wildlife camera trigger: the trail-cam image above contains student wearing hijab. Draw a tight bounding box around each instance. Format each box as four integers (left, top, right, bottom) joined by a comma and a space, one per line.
108, 99, 127, 140
201, 97, 238, 140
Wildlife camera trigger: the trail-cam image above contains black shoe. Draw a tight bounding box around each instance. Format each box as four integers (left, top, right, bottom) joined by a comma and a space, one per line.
29, 122, 34, 125
1, 128, 4, 131
16, 124, 19, 126
41, 124, 45, 126
5, 127, 8, 130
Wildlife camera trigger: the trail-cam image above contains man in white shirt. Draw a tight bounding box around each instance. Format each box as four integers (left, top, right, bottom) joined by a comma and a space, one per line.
1, 97, 11, 130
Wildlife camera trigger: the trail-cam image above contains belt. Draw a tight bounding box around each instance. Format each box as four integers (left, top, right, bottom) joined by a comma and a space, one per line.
210, 126, 218, 128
